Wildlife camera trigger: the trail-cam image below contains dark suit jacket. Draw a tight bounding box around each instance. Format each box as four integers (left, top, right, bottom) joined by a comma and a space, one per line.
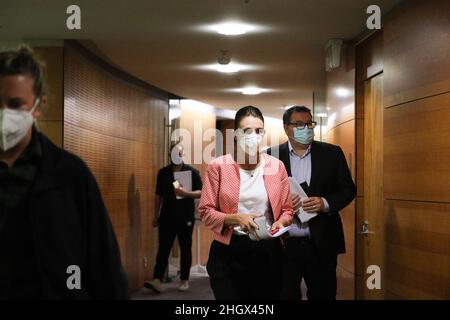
267, 140, 356, 262
24, 131, 128, 299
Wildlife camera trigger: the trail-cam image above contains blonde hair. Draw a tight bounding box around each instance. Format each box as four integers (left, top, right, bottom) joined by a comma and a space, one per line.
0, 45, 46, 98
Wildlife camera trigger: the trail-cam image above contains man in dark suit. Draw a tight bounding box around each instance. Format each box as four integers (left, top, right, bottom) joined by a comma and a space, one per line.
267, 106, 356, 300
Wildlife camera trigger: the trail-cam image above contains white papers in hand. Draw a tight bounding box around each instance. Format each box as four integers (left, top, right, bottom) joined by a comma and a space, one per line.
174, 170, 192, 199
288, 177, 317, 223
248, 216, 292, 241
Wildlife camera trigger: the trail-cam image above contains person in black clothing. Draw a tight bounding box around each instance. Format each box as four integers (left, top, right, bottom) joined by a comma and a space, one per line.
267, 106, 356, 300
0, 46, 128, 299
144, 143, 202, 293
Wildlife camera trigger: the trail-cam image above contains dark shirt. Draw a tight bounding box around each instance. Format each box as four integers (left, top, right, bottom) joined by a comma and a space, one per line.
0, 129, 42, 299
156, 163, 202, 223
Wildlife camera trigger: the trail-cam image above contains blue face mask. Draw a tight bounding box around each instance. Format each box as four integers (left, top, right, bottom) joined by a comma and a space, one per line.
293, 127, 314, 145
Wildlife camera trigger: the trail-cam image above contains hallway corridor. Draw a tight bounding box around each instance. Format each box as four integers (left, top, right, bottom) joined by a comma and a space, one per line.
1, 0, 449, 302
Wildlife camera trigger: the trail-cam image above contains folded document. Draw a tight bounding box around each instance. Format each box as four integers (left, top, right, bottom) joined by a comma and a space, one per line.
248, 216, 292, 241
288, 177, 317, 223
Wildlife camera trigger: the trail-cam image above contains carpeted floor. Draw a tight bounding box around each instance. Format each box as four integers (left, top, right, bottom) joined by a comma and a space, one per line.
131, 274, 308, 300
131, 274, 214, 300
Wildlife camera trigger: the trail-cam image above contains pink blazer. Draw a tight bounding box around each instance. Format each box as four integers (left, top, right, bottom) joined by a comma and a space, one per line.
199, 153, 294, 245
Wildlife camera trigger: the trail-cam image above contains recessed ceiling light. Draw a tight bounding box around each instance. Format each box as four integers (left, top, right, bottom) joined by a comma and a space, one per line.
216, 64, 240, 73
335, 88, 352, 97
242, 87, 261, 95
215, 23, 250, 36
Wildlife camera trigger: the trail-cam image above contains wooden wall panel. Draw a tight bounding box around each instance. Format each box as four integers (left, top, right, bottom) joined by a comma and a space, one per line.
384, 0, 450, 108
337, 201, 355, 272
384, 92, 450, 202
327, 120, 355, 178
33, 46, 63, 147
356, 119, 364, 197
384, 200, 450, 299
217, 119, 234, 158
63, 43, 168, 293
359, 33, 383, 80
382, 0, 450, 300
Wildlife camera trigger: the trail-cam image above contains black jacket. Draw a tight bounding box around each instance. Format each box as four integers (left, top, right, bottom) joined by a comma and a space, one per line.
27, 132, 128, 299
267, 141, 356, 262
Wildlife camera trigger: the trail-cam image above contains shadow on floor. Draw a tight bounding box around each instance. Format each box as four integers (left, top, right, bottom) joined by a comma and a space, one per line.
131, 274, 214, 300
131, 274, 308, 300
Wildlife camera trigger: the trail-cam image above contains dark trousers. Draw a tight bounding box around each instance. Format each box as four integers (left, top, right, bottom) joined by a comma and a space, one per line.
206, 234, 282, 300
280, 237, 337, 300
153, 219, 194, 281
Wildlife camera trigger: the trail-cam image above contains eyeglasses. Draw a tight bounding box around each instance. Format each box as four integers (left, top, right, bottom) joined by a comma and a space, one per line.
286, 121, 317, 130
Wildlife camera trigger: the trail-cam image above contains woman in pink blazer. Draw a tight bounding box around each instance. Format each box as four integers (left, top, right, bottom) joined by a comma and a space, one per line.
199, 106, 294, 300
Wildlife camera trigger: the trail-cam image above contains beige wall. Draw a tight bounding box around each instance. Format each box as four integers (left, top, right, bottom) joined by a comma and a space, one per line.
177, 103, 217, 265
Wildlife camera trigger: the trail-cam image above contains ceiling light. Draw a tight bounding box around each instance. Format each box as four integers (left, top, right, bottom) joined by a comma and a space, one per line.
335, 88, 352, 97
316, 113, 328, 118
215, 50, 240, 73
215, 23, 250, 36
216, 64, 240, 73
242, 87, 261, 95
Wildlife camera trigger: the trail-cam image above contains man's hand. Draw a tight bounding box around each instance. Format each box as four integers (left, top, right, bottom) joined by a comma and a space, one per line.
291, 194, 302, 212
174, 186, 190, 198
302, 197, 325, 213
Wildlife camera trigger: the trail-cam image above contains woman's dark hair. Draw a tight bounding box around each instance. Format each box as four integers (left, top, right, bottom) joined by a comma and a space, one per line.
234, 105, 265, 130
0, 45, 46, 98
283, 105, 312, 124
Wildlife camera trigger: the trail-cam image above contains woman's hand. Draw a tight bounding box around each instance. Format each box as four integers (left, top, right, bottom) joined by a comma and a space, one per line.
223, 213, 262, 240
236, 213, 261, 233
271, 220, 286, 231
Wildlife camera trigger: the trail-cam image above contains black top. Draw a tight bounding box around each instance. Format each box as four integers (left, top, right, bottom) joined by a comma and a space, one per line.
0, 129, 42, 299
156, 163, 202, 223
267, 141, 356, 262
1, 129, 128, 299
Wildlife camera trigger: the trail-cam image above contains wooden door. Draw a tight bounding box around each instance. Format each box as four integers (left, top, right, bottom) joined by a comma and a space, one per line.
356, 73, 385, 299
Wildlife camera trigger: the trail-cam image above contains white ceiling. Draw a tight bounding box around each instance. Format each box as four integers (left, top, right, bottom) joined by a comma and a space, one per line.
1, 0, 401, 119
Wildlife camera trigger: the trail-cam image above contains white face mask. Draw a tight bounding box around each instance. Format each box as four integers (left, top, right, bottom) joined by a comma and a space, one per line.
171, 153, 183, 165
0, 98, 39, 152
237, 132, 263, 157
